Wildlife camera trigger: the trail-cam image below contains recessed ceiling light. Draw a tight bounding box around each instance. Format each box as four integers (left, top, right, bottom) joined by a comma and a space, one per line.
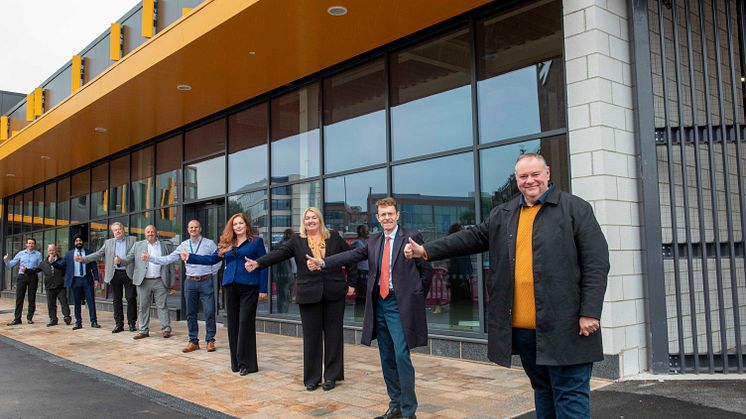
40, 155, 51, 160
6, 173, 16, 177
327, 6, 347, 16
177, 84, 192, 91
94, 127, 107, 133
741, 76, 745, 82
248, 51, 256, 56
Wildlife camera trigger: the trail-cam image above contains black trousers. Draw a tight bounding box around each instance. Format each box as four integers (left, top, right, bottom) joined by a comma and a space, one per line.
110, 270, 137, 326
46, 287, 71, 322
224, 283, 259, 373
298, 297, 346, 386
14, 273, 38, 321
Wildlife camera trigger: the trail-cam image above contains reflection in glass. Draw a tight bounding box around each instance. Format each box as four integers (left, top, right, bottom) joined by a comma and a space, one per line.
91, 162, 108, 219
130, 211, 154, 241
57, 178, 70, 226
23, 192, 32, 233
268, 181, 320, 316
33, 187, 44, 230
271, 84, 320, 182
109, 155, 129, 216
156, 206, 182, 307
44, 183, 57, 228
131, 146, 154, 212
70, 171, 89, 225
323, 59, 386, 173
156, 135, 182, 206
476, 1, 564, 143
391, 28, 473, 160
184, 156, 226, 201
185, 119, 225, 161
228, 104, 268, 192
479, 135, 568, 217
89, 221, 109, 299
393, 152, 479, 332
324, 168, 387, 322
228, 190, 268, 242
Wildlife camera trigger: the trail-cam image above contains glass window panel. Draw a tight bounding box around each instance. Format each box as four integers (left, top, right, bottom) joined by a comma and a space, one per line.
70, 171, 90, 224
156, 206, 183, 308
55, 227, 70, 253
57, 178, 70, 226
228, 103, 268, 192
184, 156, 226, 201
129, 211, 154, 241
33, 187, 44, 230
476, 1, 564, 144
393, 152, 479, 332
23, 192, 32, 233
91, 162, 108, 219
131, 146, 154, 212
271, 84, 320, 182
109, 155, 129, 215
228, 190, 268, 242
44, 183, 56, 228
88, 221, 110, 299
185, 119, 226, 161
323, 59, 386, 173
479, 135, 568, 217
390, 28, 473, 160
324, 168, 388, 322
156, 135, 182, 206
6, 196, 15, 235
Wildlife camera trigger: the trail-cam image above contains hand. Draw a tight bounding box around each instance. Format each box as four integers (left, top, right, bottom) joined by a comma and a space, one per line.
94, 280, 100, 288
141, 252, 150, 262
2, 254, 7, 262
306, 254, 323, 271
404, 237, 426, 259
48, 255, 55, 263
346, 286, 355, 297
258, 292, 268, 301
114, 256, 121, 265
579, 316, 600, 336
74, 254, 84, 262
20, 266, 26, 273
180, 251, 189, 262
244, 257, 258, 272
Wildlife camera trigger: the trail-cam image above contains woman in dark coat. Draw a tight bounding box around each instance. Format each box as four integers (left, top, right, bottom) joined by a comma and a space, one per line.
246, 207, 354, 391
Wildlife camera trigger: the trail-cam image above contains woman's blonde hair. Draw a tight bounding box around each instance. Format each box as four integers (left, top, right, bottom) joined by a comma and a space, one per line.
218, 212, 254, 256
298, 207, 330, 240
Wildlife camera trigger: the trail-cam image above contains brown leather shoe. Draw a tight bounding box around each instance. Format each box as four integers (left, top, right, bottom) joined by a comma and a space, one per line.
133, 332, 150, 340
162, 331, 172, 338
206, 341, 216, 352
182, 342, 200, 353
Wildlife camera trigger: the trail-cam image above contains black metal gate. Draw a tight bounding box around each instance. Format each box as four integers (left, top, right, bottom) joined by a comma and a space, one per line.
632, 0, 746, 373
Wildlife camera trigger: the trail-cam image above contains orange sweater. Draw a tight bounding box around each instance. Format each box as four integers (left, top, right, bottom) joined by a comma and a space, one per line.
512, 204, 541, 329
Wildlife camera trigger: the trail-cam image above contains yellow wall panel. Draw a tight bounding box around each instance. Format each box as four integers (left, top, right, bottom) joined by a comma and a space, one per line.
72, 55, 83, 92
0, 116, 8, 140
110, 23, 122, 61
142, 0, 155, 38
25, 93, 34, 121
34, 88, 44, 117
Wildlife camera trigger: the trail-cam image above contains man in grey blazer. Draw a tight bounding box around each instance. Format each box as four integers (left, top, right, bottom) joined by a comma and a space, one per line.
78, 222, 137, 333
121, 225, 175, 340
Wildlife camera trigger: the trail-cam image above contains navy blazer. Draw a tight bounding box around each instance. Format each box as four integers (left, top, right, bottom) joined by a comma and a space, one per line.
188, 237, 268, 293
52, 248, 100, 288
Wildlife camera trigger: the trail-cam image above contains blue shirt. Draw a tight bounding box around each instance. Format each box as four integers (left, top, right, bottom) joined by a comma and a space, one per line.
150, 236, 220, 276
6, 249, 43, 274
114, 238, 128, 270
74, 248, 87, 277
187, 237, 268, 292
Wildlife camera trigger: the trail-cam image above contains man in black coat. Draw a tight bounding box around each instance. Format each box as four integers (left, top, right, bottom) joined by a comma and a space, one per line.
307, 197, 432, 419
405, 153, 609, 419
39, 244, 71, 327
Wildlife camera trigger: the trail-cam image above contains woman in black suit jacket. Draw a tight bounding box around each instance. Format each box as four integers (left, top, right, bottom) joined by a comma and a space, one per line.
246, 207, 354, 391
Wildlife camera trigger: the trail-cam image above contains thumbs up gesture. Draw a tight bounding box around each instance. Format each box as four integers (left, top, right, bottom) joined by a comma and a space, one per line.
180, 251, 189, 262
403, 237, 426, 259
141, 251, 150, 262
244, 257, 258, 272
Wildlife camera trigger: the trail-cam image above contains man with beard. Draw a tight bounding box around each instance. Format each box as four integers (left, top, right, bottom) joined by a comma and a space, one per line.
54, 235, 100, 330
39, 244, 72, 327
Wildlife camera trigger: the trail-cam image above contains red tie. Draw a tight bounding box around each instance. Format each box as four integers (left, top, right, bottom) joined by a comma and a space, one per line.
380, 236, 391, 298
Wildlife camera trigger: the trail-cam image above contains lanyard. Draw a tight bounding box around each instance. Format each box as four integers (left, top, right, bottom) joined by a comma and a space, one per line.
189, 238, 203, 254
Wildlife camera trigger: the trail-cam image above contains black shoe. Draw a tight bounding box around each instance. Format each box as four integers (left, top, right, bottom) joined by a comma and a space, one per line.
112, 325, 124, 333
128, 324, 137, 332
322, 380, 336, 391
64, 317, 72, 325
402, 415, 416, 419
375, 407, 402, 419
6, 319, 21, 326
72, 324, 83, 330
239, 367, 251, 376
91, 322, 101, 328
26, 319, 34, 324
305, 383, 319, 391
46, 320, 58, 327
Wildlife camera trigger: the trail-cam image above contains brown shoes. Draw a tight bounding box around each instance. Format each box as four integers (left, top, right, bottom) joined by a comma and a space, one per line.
207, 341, 216, 352
133, 332, 150, 340
182, 342, 200, 353
162, 331, 172, 338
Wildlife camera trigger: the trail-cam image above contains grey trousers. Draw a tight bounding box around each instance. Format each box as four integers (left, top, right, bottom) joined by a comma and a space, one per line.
137, 278, 171, 333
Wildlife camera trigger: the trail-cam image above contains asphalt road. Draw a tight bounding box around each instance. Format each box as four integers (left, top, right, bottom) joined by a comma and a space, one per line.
0, 336, 231, 419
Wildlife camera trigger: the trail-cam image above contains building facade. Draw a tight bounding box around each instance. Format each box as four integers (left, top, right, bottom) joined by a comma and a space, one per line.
1, 0, 744, 379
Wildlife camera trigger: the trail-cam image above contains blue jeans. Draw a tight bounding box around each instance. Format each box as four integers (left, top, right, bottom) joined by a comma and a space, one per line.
184, 276, 216, 344
513, 328, 592, 419
71, 277, 97, 325
375, 291, 417, 417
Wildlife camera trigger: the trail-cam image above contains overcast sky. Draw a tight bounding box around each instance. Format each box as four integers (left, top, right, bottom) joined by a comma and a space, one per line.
0, 0, 138, 93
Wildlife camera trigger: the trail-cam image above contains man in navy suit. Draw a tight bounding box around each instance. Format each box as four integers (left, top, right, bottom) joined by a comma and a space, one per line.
307, 197, 432, 419
53, 235, 100, 330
